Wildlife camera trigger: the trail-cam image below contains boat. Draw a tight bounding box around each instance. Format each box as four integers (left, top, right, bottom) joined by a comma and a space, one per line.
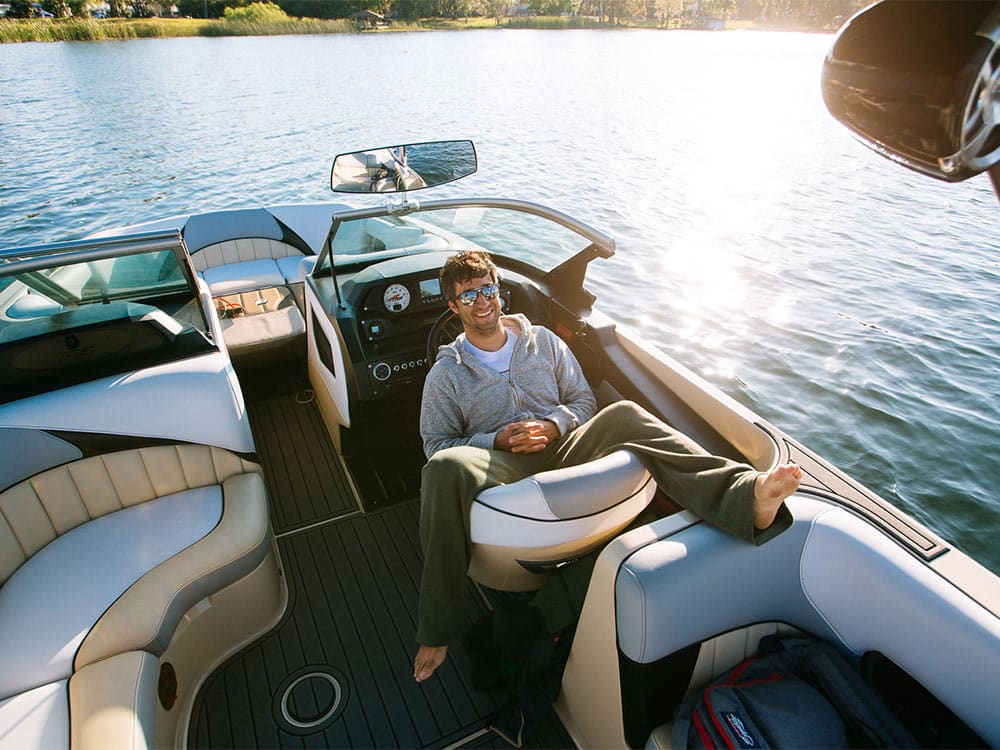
1, 2, 998, 748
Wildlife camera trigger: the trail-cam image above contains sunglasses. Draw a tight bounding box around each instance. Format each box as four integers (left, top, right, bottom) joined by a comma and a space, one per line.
454, 282, 500, 306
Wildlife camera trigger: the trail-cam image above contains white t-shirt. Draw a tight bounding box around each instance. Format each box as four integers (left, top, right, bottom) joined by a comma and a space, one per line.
464, 330, 518, 377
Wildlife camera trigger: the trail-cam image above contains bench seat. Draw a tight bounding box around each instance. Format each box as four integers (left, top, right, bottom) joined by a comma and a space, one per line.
0, 485, 222, 699
201, 259, 286, 297
0, 444, 270, 750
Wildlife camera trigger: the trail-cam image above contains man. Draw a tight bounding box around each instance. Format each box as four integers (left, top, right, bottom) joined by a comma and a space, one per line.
414, 250, 802, 683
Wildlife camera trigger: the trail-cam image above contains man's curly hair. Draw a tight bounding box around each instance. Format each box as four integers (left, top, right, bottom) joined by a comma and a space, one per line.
439, 250, 498, 301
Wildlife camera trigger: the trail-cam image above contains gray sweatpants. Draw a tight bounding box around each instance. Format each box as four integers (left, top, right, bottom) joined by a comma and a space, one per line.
416, 400, 791, 646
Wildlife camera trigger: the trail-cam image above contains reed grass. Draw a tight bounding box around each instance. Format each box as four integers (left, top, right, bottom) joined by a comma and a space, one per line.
503, 15, 607, 30
0, 16, 354, 42
199, 16, 353, 36
0, 13, 630, 43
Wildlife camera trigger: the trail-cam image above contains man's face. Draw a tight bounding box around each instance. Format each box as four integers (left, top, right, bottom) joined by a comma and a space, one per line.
448, 274, 501, 338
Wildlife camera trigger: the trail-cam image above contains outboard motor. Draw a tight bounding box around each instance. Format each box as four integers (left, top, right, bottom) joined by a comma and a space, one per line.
822, 1, 1000, 183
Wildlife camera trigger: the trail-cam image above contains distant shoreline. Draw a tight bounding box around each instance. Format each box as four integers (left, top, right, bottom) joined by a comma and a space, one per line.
0, 16, 834, 44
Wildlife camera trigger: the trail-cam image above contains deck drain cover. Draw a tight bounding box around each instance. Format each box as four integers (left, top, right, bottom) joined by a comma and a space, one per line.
272, 666, 348, 735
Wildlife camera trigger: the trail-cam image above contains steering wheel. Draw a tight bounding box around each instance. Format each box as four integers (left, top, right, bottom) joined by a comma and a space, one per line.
426, 309, 463, 368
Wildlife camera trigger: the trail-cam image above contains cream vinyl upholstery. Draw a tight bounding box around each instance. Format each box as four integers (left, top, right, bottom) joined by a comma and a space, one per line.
202, 259, 285, 297
77, 471, 269, 667
0, 485, 222, 698
614, 498, 1000, 748
189, 237, 304, 273
69, 652, 158, 750
468, 450, 655, 591
0, 444, 269, 750
0, 444, 257, 585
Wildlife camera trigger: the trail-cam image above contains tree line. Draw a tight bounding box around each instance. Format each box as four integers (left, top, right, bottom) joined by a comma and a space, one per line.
5, 0, 869, 28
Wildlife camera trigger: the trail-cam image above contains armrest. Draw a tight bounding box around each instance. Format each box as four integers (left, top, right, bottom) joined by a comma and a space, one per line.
69, 651, 158, 750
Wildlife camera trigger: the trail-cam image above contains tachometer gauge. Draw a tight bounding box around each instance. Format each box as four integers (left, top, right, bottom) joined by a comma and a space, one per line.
383, 283, 411, 312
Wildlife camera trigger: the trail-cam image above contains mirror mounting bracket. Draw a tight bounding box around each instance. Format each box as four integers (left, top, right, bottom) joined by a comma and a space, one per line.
386, 196, 420, 216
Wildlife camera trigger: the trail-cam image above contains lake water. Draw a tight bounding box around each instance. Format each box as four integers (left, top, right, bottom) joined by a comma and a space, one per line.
1, 30, 998, 574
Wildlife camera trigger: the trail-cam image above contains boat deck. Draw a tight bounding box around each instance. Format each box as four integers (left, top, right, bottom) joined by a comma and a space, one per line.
188, 371, 576, 749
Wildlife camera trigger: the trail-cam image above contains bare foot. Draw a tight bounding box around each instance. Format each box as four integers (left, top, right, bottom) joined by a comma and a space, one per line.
414, 644, 448, 683
753, 463, 803, 530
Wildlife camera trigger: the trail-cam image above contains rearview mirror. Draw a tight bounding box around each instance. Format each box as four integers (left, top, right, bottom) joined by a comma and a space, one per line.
821, 1, 1000, 182
330, 140, 478, 193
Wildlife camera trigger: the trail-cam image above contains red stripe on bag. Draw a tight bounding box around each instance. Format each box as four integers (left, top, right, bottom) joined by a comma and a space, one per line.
692, 709, 717, 750
703, 673, 783, 750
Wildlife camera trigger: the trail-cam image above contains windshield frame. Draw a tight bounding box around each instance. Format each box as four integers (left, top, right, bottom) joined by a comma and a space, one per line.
313, 198, 615, 311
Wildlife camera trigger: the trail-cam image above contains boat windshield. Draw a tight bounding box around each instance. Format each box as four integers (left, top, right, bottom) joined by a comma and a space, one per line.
328, 205, 600, 273
0, 237, 214, 404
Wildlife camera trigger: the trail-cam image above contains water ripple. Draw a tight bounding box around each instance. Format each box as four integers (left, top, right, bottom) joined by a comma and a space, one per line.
1, 31, 997, 574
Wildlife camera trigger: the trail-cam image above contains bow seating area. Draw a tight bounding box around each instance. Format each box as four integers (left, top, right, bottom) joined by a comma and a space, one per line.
190, 237, 317, 363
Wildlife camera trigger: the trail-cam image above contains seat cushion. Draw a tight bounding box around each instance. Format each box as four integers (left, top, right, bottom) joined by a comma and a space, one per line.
201, 259, 285, 296
219, 305, 305, 354
0, 486, 222, 700
75, 472, 270, 668
0, 680, 68, 750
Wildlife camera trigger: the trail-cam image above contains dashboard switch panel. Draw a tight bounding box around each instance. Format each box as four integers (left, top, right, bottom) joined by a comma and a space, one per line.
361, 351, 428, 399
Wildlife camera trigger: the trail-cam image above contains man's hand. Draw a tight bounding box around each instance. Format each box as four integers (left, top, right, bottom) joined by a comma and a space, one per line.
494, 420, 559, 453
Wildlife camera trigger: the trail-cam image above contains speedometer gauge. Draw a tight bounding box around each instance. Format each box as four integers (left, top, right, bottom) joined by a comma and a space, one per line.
383, 283, 411, 312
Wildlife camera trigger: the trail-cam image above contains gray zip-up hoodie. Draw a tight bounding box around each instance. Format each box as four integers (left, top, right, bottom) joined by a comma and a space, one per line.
420, 314, 597, 459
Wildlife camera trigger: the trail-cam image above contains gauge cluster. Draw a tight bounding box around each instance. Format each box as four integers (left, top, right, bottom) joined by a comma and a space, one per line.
377, 277, 446, 314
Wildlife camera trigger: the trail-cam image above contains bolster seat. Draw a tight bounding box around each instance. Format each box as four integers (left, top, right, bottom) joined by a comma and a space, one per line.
468, 450, 655, 591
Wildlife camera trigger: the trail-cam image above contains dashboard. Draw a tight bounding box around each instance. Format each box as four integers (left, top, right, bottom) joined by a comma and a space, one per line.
334, 254, 452, 401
